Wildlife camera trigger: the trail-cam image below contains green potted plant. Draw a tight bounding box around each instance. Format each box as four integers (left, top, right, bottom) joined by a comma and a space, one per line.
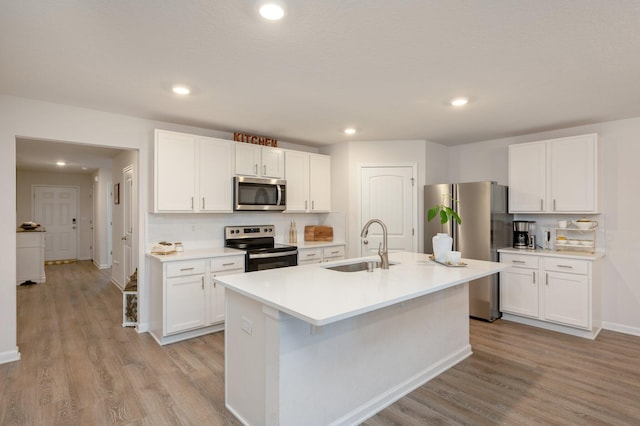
427, 193, 461, 262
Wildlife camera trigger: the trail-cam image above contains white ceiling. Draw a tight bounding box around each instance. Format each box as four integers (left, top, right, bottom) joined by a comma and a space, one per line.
2, 1, 640, 149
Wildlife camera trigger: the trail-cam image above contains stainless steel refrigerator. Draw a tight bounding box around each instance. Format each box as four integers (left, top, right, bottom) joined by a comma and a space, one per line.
424, 181, 512, 321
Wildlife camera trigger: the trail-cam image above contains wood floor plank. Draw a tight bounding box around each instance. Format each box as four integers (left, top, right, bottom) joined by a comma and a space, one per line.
2, 260, 639, 425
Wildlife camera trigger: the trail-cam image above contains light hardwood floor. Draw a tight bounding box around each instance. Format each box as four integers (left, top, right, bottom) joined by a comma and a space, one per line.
2, 261, 639, 425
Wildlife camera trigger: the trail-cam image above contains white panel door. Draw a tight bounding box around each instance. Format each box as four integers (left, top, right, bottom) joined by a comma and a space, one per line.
360, 166, 416, 256
33, 186, 78, 261
123, 166, 135, 287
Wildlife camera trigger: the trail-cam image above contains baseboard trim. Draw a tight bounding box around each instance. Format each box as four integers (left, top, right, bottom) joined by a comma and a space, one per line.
602, 321, 640, 337
502, 314, 600, 339
0, 347, 21, 364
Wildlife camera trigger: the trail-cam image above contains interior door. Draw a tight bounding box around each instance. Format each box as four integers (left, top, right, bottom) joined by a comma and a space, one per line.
33, 186, 78, 261
122, 166, 135, 285
360, 166, 416, 256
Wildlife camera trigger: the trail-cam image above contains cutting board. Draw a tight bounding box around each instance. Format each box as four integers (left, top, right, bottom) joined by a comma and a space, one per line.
304, 226, 334, 241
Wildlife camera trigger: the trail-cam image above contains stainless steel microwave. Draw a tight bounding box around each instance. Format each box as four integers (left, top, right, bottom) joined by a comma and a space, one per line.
234, 176, 286, 211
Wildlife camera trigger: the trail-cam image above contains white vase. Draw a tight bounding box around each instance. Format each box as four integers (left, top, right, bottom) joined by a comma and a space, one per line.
432, 233, 453, 263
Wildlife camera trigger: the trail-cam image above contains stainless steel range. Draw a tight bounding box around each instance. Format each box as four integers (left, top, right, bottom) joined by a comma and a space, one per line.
224, 225, 298, 272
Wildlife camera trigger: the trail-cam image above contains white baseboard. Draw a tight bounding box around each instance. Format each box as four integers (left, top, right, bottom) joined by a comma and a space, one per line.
602, 321, 640, 337
501, 314, 600, 339
0, 347, 21, 365
136, 322, 149, 333
111, 279, 124, 291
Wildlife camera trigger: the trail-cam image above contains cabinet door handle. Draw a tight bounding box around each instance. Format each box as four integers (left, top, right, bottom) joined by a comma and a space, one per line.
512, 260, 526, 264
222, 262, 236, 267
532, 271, 536, 284
180, 267, 195, 271
553, 199, 556, 211
191, 197, 194, 209
254, 164, 258, 174
201, 276, 204, 290
202, 197, 205, 210
545, 272, 549, 286
263, 164, 266, 175
312, 200, 315, 210
331, 251, 340, 254
306, 253, 317, 257
540, 199, 543, 211
305, 200, 308, 210
557, 264, 573, 269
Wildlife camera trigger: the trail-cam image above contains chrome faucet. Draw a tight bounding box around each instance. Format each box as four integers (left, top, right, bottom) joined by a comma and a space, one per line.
360, 218, 389, 269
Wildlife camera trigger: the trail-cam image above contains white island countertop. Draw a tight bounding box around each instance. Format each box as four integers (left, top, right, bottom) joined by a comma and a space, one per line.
215, 251, 509, 326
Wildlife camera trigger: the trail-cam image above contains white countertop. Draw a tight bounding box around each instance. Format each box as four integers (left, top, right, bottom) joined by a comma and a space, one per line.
146, 247, 245, 262
214, 251, 509, 327
498, 247, 605, 260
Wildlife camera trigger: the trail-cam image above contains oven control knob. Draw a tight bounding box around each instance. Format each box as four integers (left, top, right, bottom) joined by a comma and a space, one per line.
268, 228, 273, 232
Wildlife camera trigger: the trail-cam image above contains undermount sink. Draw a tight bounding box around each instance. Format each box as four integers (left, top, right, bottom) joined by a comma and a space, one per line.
324, 260, 397, 272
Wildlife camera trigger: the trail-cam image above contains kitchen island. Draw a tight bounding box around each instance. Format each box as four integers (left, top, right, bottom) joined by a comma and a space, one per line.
215, 251, 509, 426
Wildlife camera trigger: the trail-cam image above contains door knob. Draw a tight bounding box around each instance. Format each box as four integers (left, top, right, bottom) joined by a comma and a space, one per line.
122, 236, 127, 241
363, 239, 368, 245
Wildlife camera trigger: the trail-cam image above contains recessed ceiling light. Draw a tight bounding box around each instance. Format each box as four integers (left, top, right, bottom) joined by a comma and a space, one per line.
344, 128, 357, 135
450, 97, 469, 107
56, 161, 66, 166
81, 167, 87, 170
172, 85, 191, 95
259, 1, 286, 20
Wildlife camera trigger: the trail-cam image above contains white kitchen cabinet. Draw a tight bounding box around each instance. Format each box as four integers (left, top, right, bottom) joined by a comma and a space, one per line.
508, 134, 599, 213
298, 244, 345, 265
235, 144, 283, 178
284, 151, 331, 212
165, 260, 207, 335
499, 250, 601, 338
154, 129, 233, 213
16, 231, 46, 285
499, 253, 539, 318
148, 252, 245, 345
322, 245, 345, 262
209, 255, 244, 325
508, 142, 546, 212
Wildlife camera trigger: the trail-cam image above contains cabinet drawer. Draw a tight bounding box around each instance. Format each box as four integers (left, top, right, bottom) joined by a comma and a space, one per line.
166, 260, 206, 278
299, 248, 323, 262
543, 258, 589, 275
211, 256, 245, 272
323, 246, 345, 259
500, 253, 539, 269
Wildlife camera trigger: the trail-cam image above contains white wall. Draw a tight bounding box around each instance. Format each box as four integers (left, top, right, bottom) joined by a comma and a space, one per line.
92, 168, 112, 269
16, 170, 94, 260
449, 117, 640, 335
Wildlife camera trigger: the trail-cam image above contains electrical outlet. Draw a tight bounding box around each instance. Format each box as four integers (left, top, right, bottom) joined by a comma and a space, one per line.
241, 316, 253, 336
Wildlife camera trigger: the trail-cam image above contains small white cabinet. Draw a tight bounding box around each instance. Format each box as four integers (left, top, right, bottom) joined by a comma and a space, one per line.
16, 231, 46, 285
149, 252, 245, 345
235, 144, 283, 178
509, 134, 599, 213
499, 250, 601, 338
284, 151, 331, 212
154, 129, 233, 213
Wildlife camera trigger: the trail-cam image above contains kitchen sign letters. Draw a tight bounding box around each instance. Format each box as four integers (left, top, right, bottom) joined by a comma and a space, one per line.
234, 132, 278, 147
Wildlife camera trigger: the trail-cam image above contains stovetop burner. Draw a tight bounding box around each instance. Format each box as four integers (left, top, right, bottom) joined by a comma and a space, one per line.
224, 225, 297, 252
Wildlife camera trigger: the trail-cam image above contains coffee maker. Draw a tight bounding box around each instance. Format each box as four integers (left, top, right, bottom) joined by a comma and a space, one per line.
513, 220, 536, 249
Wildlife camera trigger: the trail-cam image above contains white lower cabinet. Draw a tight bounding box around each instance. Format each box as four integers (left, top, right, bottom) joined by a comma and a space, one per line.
499, 251, 601, 338
298, 244, 345, 265
209, 256, 244, 325
149, 253, 245, 345
165, 261, 207, 334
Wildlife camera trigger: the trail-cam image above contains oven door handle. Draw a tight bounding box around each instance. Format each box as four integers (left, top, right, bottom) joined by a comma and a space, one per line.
249, 250, 298, 259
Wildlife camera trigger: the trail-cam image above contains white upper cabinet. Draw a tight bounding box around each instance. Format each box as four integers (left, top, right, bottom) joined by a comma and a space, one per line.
509, 134, 599, 213
154, 129, 233, 213
549, 135, 597, 212
509, 142, 546, 212
235, 144, 284, 179
284, 151, 331, 212
155, 130, 197, 212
